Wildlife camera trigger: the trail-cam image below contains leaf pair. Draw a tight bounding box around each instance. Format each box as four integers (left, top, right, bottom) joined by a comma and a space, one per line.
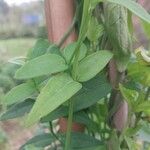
15, 50, 113, 82
41, 73, 111, 122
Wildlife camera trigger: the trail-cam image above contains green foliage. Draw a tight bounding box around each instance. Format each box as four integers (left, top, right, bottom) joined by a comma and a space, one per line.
27, 39, 50, 60
119, 84, 139, 108
77, 51, 113, 82
20, 133, 54, 150
4, 82, 36, 105
87, 17, 104, 42
63, 42, 87, 64
15, 54, 68, 79
26, 73, 82, 126
21, 132, 103, 150
0, 99, 34, 121
1, 0, 150, 149
41, 73, 111, 122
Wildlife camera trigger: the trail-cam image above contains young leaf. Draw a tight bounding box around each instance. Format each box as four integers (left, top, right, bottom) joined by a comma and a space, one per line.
27, 39, 50, 60
15, 54, 68, 79
4, 82, 36, 105
107, 0, 150, 23
119, 84, 139, 108
63, 42, 87, 64
77, 50, 113, 82
26, 73, 82, 126
0, 100, 34, 121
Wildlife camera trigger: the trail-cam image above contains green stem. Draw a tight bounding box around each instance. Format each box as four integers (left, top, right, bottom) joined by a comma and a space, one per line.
64, 100, 74, 150
49, 122, 63, 146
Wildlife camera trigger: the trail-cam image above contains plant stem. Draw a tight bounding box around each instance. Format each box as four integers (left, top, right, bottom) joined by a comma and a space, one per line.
64, 100, 74, 150
49, 122, 63, 146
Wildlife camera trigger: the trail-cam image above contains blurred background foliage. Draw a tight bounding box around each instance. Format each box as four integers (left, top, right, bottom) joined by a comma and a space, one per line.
0, 0, 47, 39
0, 0, 46, 149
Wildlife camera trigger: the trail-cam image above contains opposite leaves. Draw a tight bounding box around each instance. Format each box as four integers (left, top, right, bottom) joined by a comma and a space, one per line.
26, 73, 82, 126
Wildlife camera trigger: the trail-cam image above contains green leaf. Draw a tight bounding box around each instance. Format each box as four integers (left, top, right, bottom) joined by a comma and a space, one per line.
77, 146, 106, 150
0, 100, 34, 121
41, 73, 111, 122
61, 132, 102, 149
108, 131, 120, 150
63, 42, 87, 64
128, 62, 150, 86
26, 73, 82, 126
15, 54, 68, 79
47, 44, 62, 56
74, 73, 111, 110
21, 132, 102, 150
119, 84, 139, 108
77, 50, 113, 82
107, 0, 150, 23
27, 39, 50, 60
87, 17, 104, 42
4, 82, 36, 105
135, 101, 150, 114
78, 0, 91, 41
73, 111, 99, 133
124, 136, 137, 150
40, 106, 68, 122
20, 133, 55, 150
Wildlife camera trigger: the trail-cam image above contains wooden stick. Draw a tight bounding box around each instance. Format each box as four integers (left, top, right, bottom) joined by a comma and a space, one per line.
44, 0, 84, 132
44, 0, 77, 45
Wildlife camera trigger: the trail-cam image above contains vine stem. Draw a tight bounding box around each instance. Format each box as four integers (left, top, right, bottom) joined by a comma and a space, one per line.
64, 100, 74, 150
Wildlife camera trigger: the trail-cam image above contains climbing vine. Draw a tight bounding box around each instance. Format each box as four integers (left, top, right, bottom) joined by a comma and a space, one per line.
1, 0, 150, 150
